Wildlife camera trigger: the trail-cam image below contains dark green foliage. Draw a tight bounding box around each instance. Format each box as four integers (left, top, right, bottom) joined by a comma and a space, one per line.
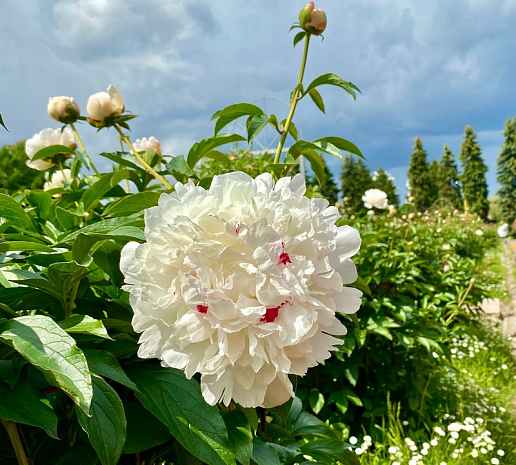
428, 160, 440, 206
196, 150, 277, 179
437, 145, 462, 209
407, 137, 433, 210
460, 126, 489, 220
306, 158, 339, 205
0, 141, 45, 193
340, 155, 372, 213
496, 117, 516, 226
372, 167, 399, 207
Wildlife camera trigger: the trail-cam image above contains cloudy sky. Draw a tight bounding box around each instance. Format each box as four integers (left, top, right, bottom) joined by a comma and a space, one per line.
1, 0, 515, 200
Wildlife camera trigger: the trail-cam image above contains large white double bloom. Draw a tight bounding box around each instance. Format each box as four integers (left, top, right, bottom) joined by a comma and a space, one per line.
121, 172, 362, 408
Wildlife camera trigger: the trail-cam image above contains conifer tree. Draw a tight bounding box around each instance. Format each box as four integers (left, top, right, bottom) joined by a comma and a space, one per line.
459, 125, 489, 220
428, 159, 440, 207
407, 137, 432, 210
340, 154, 372, 213
496, 117, 516, 226
372, 167, 399, 207
437, 144, 462, 209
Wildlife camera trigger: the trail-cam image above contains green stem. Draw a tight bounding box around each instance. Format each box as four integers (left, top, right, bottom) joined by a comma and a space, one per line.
70, 122, 100, 176
114, 125, 172, 190
119, 135, 131, 193
273, 34, 311, 165
2, 420, 29, 465
66, 279, 80, 319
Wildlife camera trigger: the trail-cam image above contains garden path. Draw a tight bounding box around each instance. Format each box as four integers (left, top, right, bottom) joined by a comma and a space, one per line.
481, 240, 516, 352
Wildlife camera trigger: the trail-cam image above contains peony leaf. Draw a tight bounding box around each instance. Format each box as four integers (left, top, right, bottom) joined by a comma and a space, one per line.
126, 363, 236, 465
0, 241, 55, 253
0, 113, 8, 131
293, 30, 306, 48
0, 193, 36, 232
82, 169, 131, 211
246, 114, 270, 143
103, 191, 160, 217
59, 215, 143, 243
211, 103, 265, 135
30, 144, 75, 162
251, 439, 282, 465
0, 376, 58, 438
76, 376, 126, 465
300, 439, 360, 464
122, 401, 172, 453
308, 88, 325, 114
222, 410, 253, 465
309, 389, 325, 414
187, 133, 246, 169
83, 349, 138, 391
313, 136, 363, 158
304, 73, 361, 101
59, 315, 112, 340
0, 315, 93, 413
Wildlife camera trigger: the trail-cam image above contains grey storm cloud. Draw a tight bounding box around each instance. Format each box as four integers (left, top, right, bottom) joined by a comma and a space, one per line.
1, 0, 515, 200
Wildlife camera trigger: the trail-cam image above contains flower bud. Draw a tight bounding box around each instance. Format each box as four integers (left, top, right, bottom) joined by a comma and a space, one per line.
48, 96, 80, 124
298, 2, 327, 36
86, 84, 124, 127
133, 136, 162, 156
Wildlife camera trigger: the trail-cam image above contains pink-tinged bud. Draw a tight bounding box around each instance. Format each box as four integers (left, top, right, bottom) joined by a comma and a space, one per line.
133, 136, 162, 156
48, 96, 80, 124
86, 84, 124, 127
299, 2, 327, 36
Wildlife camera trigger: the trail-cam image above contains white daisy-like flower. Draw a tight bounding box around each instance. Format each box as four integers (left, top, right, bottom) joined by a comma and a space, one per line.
121, 172, 362, 408
25, 127, 75, 170
362, 188, 388, 209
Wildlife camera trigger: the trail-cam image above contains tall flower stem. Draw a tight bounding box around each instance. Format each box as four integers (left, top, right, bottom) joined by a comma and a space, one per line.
119, 135, 131, 193
2, 420, 29, 465
114, 125, 172, 190
273, 34, 311, 165
69, 123, 100, 176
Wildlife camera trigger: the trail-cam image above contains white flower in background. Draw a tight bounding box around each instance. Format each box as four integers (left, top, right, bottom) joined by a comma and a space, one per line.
475, 229, 483, 236
25, 127, 75, 170
43, 169, 72, 191
442, 244, 451, 250
86, 84, 124, 124
47, 96, 80, 124
362, 189, 388, 209
349, 436, 358, 445
133, 136, 162, 156
121, 172, 362, 408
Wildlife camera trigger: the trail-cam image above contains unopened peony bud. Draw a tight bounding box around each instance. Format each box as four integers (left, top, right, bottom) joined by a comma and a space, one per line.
133, 136, 162, 156
298, 2, 327, 36
48, 96, 80, 124
86, 84, 124, 127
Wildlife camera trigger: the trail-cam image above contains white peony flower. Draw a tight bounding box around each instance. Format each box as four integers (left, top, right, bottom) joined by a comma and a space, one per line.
43, 169, 72, 192
47, 96, 80, 124
25, 127, 75, 170
133, 136, 162, 156
362, 189, 388, 209
121, 172, 362, 408
86, 84, 124, 124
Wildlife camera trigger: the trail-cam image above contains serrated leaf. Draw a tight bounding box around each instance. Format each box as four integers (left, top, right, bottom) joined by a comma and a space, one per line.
308, 88, 325, 113
83, 349, 138, 391
187, 133, 246, 169
0, 193, 36, 231
305, 73, 361, 101
59, 315, 112, 340
30, 144, 75, 162
82, 169, 131, 211
76, 376, 126, 465
0, 376, 58, 438
211, 103, 265, 135
125, 363, 235, 465
0, 315, 93, 413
